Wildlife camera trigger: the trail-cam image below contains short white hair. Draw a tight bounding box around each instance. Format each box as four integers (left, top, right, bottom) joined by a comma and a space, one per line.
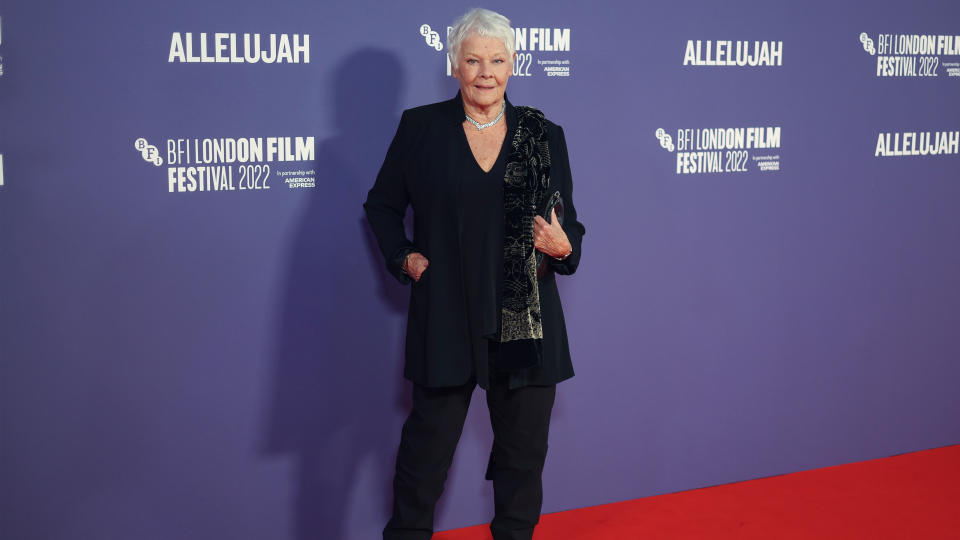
447, 8, 515, 71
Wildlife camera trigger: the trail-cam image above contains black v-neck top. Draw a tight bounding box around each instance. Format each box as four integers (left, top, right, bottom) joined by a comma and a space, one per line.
459, 126, 510, 387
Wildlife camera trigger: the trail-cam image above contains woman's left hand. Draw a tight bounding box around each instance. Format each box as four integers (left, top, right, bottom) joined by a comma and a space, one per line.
533, 208, 572, 259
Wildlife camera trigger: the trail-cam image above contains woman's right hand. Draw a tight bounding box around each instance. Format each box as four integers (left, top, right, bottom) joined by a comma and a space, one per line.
402, 252, 430, 282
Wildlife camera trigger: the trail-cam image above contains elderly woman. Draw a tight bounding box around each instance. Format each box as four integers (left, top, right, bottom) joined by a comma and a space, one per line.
364, 8, 584, 540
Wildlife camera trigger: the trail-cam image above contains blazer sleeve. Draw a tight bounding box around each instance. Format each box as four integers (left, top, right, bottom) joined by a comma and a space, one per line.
364, 110, 417, 284
549, 124, 585, 275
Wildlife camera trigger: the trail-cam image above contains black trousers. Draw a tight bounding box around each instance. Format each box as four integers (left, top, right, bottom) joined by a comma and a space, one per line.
383, 372, 557, 540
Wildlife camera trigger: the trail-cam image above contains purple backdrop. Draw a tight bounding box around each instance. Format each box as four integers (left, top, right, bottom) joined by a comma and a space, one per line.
2, 1, 959, 538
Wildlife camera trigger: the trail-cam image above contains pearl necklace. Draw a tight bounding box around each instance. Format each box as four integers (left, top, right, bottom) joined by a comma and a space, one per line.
464, 101, 505, 131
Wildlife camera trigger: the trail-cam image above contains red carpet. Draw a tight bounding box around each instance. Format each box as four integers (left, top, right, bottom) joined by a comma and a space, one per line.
435, 444, 960, 539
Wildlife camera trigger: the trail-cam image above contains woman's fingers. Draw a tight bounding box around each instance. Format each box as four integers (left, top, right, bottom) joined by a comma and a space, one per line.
405, 252, 430, 281
533, 216, 571, 258
414, 257, 428, 280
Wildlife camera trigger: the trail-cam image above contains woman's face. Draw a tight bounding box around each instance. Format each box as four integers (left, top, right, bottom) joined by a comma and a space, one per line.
453, 33, 514, 112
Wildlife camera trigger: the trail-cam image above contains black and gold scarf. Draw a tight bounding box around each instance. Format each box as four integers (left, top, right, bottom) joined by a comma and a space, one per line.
497, 106, 551, 371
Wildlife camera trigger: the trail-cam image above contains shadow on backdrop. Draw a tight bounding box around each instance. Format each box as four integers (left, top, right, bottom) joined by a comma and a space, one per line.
262, 48, 410, 540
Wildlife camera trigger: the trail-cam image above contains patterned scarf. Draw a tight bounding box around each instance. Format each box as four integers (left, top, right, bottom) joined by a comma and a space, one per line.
497, 106, 551, 370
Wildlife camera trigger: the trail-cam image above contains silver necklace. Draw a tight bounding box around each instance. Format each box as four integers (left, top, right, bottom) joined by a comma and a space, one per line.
464, 101, 505, 130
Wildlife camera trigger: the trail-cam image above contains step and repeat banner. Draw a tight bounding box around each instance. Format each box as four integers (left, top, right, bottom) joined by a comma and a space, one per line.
2, 1, 958, 538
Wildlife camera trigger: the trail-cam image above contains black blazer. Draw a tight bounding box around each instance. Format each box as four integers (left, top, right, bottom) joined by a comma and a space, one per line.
364, 93, 585, 388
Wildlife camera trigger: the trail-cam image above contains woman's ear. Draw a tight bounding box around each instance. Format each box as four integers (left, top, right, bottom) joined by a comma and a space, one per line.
449, 55, 459, 79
